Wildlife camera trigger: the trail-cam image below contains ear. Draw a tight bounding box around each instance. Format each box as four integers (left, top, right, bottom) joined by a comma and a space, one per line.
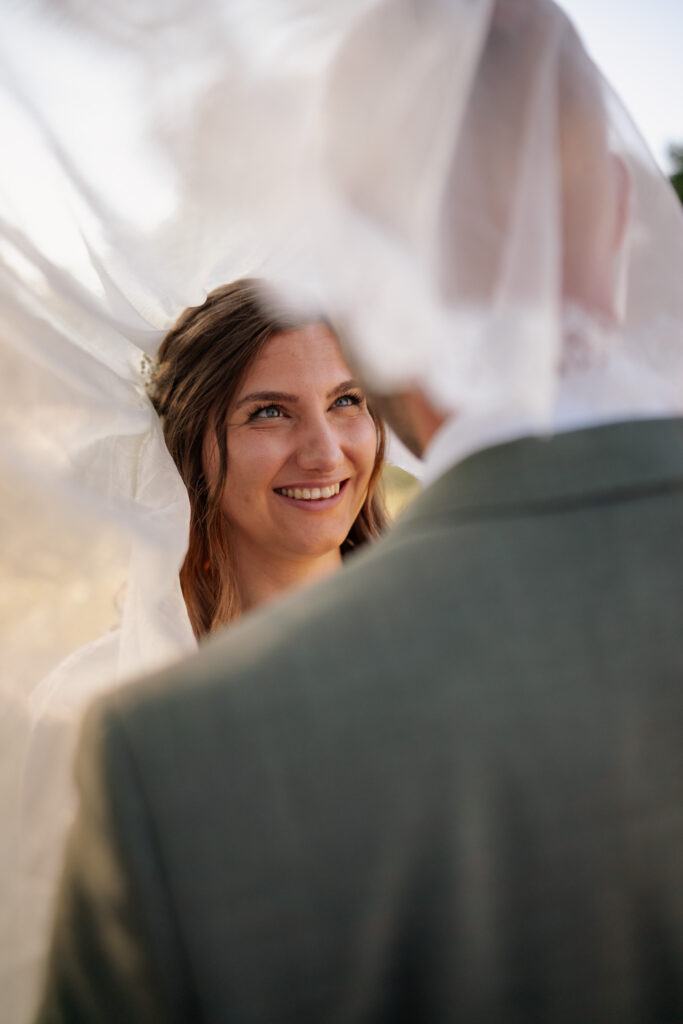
611, 153, 631, 254
607, 154, 632, 322
396, 388, 449, 455
370, 388, 448, 458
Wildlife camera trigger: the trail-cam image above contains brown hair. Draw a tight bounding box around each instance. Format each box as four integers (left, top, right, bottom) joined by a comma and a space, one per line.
150, 278, 386, 639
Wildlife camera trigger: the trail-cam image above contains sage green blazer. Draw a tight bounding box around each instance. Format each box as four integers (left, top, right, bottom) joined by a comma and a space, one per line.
37, 419, 683, 1024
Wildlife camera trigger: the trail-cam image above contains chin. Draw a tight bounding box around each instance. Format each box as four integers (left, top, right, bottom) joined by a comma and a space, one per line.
286, 530, 349, 561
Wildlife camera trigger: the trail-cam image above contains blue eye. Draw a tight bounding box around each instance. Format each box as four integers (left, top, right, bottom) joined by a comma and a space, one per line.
250, 404, 283, 420
333, 392, 363, 408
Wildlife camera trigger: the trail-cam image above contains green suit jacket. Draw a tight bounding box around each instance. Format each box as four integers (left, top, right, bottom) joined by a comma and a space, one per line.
37, 419, 683, 1023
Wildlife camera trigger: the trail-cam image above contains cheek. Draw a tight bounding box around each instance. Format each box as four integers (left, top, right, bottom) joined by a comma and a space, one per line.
224, 432, 289, 499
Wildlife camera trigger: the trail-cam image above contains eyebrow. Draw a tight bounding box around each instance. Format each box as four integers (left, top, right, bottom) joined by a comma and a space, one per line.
235, 379, 362, 410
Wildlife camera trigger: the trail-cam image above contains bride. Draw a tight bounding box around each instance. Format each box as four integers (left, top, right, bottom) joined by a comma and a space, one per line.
150, 277, 386, 636
0, 3, 390, 1006
5, 274, 386, 1022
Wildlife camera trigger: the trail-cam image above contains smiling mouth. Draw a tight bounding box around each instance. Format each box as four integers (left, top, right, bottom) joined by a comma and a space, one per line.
274, 481, 345, 501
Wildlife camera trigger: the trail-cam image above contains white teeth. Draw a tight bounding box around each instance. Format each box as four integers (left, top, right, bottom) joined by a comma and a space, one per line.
277, 482, 342, 500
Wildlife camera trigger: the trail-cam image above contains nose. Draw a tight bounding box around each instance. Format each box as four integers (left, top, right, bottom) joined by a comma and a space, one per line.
295, 414, 345, 474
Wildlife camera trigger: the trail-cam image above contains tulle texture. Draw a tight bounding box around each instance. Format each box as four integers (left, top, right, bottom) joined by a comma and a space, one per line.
2, 0, 683, 1019
281, 0, 683, 460
0, 3, 346, 1017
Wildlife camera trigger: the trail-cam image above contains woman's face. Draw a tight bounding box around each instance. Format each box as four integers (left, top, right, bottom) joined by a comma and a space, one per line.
208, 324, 378, 569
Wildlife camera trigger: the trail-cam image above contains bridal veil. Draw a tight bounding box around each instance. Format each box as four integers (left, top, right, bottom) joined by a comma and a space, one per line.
2, 1, 682, 1019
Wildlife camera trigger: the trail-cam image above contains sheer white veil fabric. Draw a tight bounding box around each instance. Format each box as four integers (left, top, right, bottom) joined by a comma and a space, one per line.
0, 3, 371, 1018
285, 0, 683, 463
2, 0, 683, 1019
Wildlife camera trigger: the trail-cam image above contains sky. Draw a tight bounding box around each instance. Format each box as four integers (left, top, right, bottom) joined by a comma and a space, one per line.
558, 0, 683, 171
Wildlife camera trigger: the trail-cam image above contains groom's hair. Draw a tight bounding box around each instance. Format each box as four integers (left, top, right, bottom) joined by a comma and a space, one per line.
149, 278, 386, 638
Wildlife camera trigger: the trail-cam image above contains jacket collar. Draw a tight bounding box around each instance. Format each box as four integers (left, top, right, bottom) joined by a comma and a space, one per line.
394, 417, 683, 532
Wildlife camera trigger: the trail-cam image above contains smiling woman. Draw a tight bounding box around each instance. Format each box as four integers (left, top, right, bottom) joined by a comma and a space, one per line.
150, 279, 386, 637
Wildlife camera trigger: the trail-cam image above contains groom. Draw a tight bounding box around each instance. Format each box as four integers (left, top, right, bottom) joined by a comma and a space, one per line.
37, 2, 682, 1022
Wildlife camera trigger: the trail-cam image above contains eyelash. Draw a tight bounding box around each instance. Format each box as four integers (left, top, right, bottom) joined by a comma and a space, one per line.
332, 390, 364, 409
248, 404, 283, 421
247, 391, 364, 421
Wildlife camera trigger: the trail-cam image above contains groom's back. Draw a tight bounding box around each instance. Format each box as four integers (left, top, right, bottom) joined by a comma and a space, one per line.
46, 420, 682, 1024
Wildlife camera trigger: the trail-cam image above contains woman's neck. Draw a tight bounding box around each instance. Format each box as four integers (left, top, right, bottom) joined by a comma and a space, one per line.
233, 547, 343, 616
